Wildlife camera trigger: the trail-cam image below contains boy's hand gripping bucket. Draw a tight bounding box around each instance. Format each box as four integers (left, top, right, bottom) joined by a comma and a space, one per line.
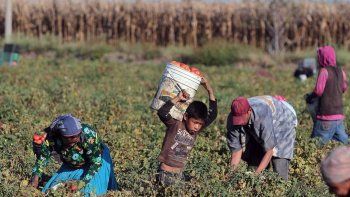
151, 62, 202, 120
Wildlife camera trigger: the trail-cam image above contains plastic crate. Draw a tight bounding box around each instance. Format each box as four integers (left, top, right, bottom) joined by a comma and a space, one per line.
0, 44, 20, 66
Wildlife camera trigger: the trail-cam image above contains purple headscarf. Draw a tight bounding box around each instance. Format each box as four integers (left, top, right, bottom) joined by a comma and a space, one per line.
317, 46, 336, 67
49, 114, 82, 137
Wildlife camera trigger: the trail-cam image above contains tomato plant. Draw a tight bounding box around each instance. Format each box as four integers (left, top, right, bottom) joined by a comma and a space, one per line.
0, 42, 347, 197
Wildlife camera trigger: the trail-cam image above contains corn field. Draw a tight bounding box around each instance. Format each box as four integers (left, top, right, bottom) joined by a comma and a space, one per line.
1, 0, 350, 51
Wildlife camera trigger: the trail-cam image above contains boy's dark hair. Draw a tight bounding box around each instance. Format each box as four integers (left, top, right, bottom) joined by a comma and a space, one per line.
185, 101, 208, 120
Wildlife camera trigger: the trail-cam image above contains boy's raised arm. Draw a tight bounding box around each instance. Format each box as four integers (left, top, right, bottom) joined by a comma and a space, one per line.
201, 77, 216, 101
201, 77, 217, 126
157, 91, 189, 127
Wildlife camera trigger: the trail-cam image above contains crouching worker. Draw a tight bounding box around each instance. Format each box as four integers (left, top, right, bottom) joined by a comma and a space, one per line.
227, 95, 297, 180
294, 58, 317, 81
321, 146, 350, 197
156, 77, 217, 187
29, 114, 118, 196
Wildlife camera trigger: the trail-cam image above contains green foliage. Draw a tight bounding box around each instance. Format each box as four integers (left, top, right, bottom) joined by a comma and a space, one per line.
12, 34, 62, 53
183, 40, 266, 66
114, 42, 161, 60
0, 39, 349, 196
9, 34, 113, 61
114, 42, 192, 61
335, 48, 350, 67
275, 47, 350, 67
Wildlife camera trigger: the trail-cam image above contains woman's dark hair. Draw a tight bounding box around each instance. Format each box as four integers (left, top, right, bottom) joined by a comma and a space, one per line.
185, 101, 208, 120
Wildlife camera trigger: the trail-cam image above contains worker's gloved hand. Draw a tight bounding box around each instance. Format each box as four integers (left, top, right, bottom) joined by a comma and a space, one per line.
305, 92, 317, 104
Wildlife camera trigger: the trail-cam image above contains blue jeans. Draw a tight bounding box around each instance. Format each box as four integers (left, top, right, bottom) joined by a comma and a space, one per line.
311, 120, 349, 145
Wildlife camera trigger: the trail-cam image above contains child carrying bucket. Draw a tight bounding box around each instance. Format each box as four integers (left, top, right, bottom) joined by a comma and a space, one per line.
154, 62, 217, 186
151, 61, 205, 120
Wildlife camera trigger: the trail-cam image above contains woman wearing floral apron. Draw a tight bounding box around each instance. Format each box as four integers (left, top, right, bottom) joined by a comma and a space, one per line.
29, 114, 118, 196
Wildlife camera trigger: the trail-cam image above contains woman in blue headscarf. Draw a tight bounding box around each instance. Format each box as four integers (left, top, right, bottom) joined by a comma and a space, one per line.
29, 114, 118, 196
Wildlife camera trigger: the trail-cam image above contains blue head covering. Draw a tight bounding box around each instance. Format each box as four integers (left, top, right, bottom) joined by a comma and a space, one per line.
49, 114, 82, 137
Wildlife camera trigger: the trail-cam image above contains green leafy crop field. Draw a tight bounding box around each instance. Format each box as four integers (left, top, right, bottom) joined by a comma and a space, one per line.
0, 49, 347, 196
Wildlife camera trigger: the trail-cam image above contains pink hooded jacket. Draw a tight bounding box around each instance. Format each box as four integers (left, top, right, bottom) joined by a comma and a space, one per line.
313, 46, 348, 120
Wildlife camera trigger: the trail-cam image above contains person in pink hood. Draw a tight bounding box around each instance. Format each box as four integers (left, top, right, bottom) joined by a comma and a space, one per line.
306, 46, 349, 145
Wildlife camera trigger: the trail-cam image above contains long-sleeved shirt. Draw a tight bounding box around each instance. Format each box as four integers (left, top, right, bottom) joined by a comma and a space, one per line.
313, 68, 348, 120
227, 96, 297, 161
157, 99, 217, 169
32, 124, 103, 184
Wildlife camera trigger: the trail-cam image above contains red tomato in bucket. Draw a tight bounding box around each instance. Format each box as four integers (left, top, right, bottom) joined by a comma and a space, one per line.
170, 61, 191, 72
190, 66, 203, 77
180, 63, 191, 72
170, 61, 182, 67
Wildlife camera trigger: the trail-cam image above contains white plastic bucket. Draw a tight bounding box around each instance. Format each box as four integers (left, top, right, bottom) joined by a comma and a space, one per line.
151, 63, 202, 120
